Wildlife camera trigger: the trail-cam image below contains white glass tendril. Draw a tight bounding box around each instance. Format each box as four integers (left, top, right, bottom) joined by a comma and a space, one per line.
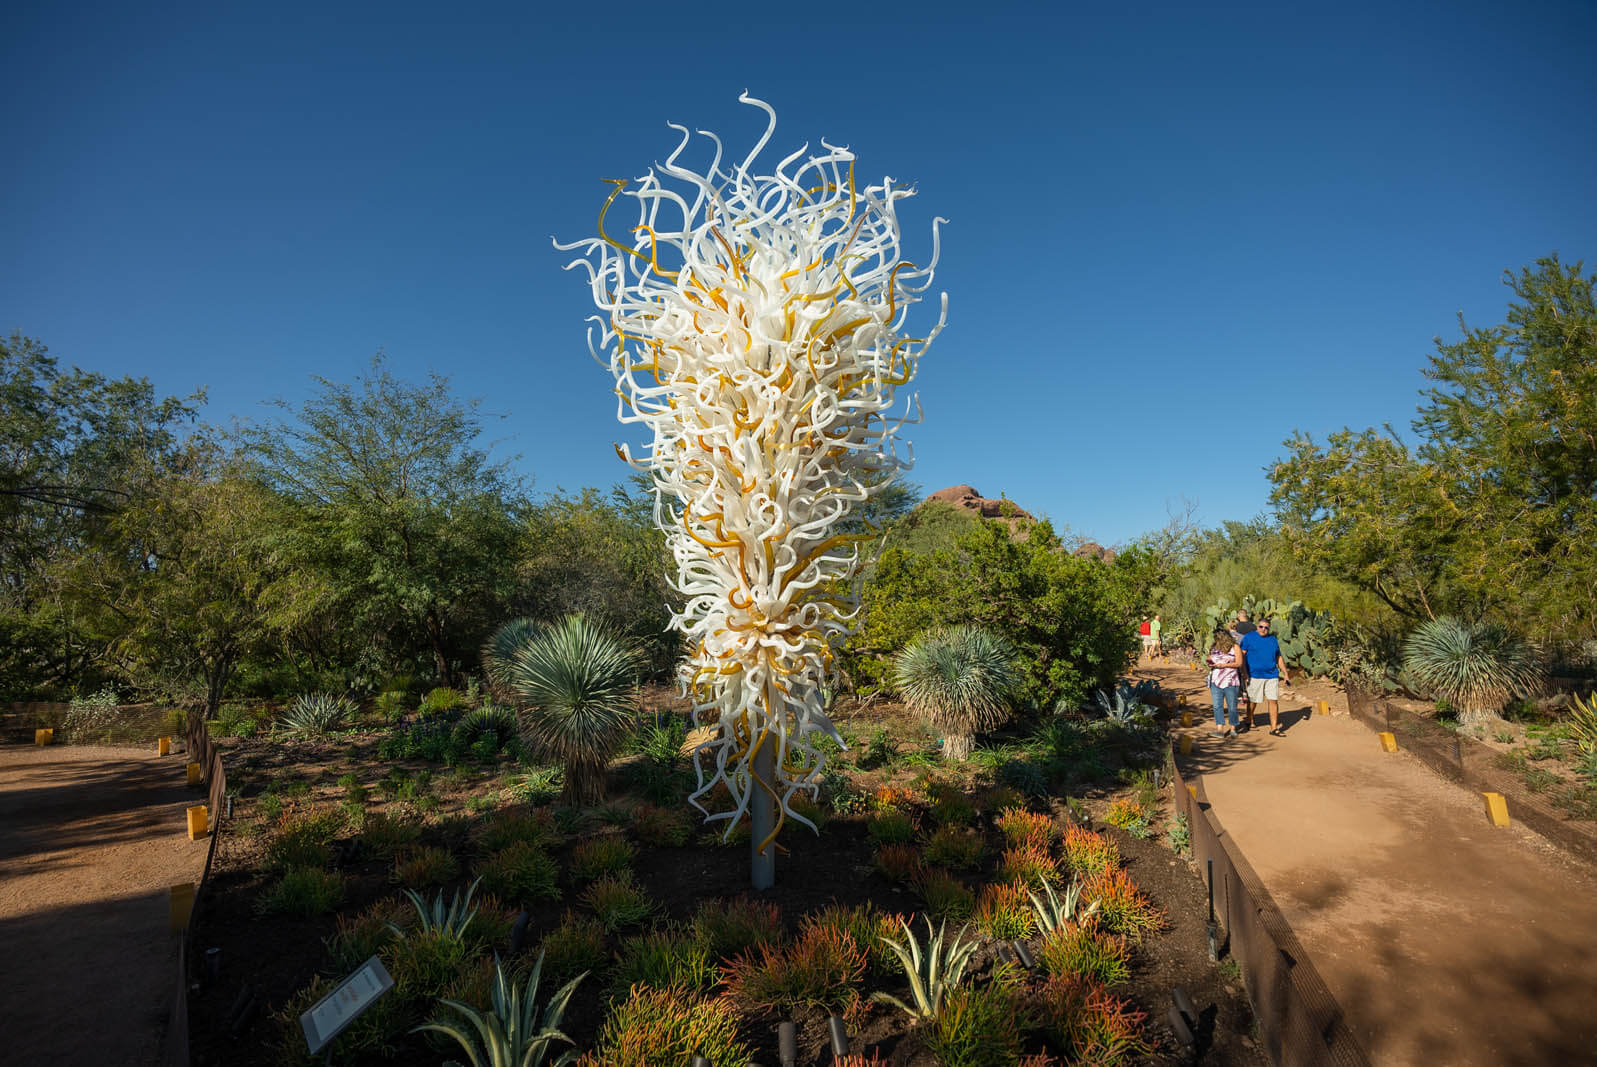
555, 93, 946, 852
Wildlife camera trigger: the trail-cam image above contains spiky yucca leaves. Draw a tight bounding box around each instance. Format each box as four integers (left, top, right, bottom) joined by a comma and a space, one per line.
1402, 617, 1543, 725
485, 614, 640, 805
1028, 877, 1101, 938
388, 877, 483, 942
413, 951, 584, 1067
895, 626, 1020, 760
278, 692, 355, 736
1568, 693, 1597, 758
871, 916, 980, 1020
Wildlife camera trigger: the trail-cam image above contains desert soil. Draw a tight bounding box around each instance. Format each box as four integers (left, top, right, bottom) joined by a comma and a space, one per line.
0, 744, 210, 1066
1140, 660, 1597, 1066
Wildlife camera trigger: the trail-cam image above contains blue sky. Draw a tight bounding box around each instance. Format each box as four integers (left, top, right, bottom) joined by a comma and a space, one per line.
5, 1, 1594, 545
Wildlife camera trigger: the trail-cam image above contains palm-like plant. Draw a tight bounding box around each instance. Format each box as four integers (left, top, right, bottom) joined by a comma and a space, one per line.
894, 626, 1020, 760
484, 614, 639, 806
413, 950, 584, 1067
1402, 617, 1542, 726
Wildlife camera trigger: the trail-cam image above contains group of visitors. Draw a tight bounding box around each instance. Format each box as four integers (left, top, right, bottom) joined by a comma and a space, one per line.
1138, 615, 1163, 660
1206, 610, 1291, 740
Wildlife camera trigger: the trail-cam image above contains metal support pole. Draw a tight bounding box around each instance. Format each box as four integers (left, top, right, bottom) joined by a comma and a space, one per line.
751, 741, 776, 891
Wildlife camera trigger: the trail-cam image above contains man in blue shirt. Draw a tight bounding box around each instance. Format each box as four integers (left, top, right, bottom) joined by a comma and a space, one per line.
1240, 617, 1291, 737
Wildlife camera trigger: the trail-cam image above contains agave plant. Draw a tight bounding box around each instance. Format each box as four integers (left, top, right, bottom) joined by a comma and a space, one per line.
388, 877, 483, 942
1402, 617, 1543, 725
278, 692, 355, 736
1028, 877, 1101, 938
894, 626, 1020, 761
484, 614, 639, 806
413, 950, 584, 1067
870, 916, 981, 1021
1566, 693, 1597, 759
1093, 687, 1150, 725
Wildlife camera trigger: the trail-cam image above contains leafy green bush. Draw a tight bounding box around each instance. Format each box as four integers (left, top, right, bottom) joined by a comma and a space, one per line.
914, 868, 975, 921
692, 896, 783, 960
570, 836, 635, 883
587, 987, 749, 1067
611, 926, 717, 996
580, 872, 654, 933
539, 912, 610, 984
214, 702, 259, 738
419, 686, 468, 718
266, 811, 342, 870
373, 690, 408, 722
867, 809, 916, 845
476, 842, 560, 904
258, 867, 344, 916
923, 985, 1023, 1067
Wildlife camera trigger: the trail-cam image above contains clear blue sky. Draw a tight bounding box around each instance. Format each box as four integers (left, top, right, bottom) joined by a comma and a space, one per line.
5, 1, 1594, 545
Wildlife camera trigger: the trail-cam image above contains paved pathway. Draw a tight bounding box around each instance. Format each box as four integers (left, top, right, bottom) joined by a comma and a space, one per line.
1143, 663, 1597, 1066
0, 744, 209, 1066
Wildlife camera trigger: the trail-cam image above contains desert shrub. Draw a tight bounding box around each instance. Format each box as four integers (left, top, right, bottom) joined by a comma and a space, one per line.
722, 925, 866, 1014
279, 692, 354, 736
1061, 825, 1119, 876
630, 802, 692, 846
454, 703, 518, 745
476, 810, 561, 854
336, 773, 368, 804
214, 702, 259, 738
995, 807, 1055, 851
1084, 867, 1164, 940
258, 867, 344, 917
326, 897, 406, 971
924, 825, 986, 870
460, 892, 515, 949
997, 758, 1049, 797
1403, 617, 1543, 724
1038, 923, 1130, 986
998, 843, 1061, 888
483, 614, 640, 806
389, 927, 473, 1000
894, 625, 1021, 761
925, 780, 978, 826
692, 896, 783, 960
62, 686, 122, 742
583, 987, 749, 1067
570, 836, 635, 883
915, 868, 975, 921
983, 785, 1027, 813
359, 812, 423, 859
790, 791, 831, 831
581, 872, 655, 932
266, 811, 342, 870
874, 843, 924, 884
391, 846, 459, 888
1104, 798, 1150, 833
923, 985, 1024, 1067
373, 690, 408, 722
974, 882, 1036, 941
539, 911, 610, 984
476, 841, 560, 904
855, 728, 896, 769
1036, 974, 1151, 1065
419, 686, 468, 717
867, 808, 917, 845
800, 903, 903, 976
611, 926, 717, 996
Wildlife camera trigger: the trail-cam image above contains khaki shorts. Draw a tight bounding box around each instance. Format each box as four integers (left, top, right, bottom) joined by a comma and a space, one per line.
1247, 677, 1280, 703
1141, 636, 1154, 649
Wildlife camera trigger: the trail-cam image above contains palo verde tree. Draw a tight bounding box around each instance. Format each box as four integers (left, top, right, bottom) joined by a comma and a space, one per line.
1272, 255, 1597, 646
243, 356, 528, 687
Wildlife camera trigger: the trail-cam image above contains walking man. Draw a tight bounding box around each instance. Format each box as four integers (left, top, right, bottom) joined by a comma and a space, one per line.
1150, 614, 1163, 660
1240, 616, 1290, 736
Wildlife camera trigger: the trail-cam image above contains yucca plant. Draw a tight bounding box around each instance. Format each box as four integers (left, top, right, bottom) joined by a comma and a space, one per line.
388, 877, 483, 942
1402, 617, 1543, 725
413, 951, 584, 1067
870, 916, 980, 1021
894, 626, 1020, 761
1029, 877, 1101, 938
484, 614, 639, 805
278, 692, 355, 736
1565, 693, 1597, 759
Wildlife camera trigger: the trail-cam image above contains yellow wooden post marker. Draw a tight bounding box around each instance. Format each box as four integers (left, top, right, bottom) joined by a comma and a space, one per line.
1180, 711, 1194, 728
170, 882, 195, 931
158, 736, 171, 756
187, 804, 208, 840
186, 761, 202, 786
1378, 731, 1398, 753
1317, 700, 1330, 716
1186, 784, 1198, 800
34, 728, 53, 746
1179, 734, 1193, 755
1482, 793, 1510, 827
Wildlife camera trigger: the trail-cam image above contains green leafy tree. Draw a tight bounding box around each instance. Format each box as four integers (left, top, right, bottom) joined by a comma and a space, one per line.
244, 357, 527, 687
1271, 256, 1596, 645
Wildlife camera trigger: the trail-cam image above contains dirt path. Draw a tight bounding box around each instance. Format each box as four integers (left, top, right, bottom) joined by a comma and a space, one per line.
1140, 661, 1597, 1066
0, 744, 210, 1066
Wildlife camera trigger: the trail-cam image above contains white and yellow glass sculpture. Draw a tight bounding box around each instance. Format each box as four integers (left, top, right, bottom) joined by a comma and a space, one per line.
556, 94, 945, 886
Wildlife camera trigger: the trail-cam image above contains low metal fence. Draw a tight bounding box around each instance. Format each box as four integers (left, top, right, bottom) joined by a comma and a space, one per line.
1344, 685, 1597, 866
1172, 752, 1369, 1067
